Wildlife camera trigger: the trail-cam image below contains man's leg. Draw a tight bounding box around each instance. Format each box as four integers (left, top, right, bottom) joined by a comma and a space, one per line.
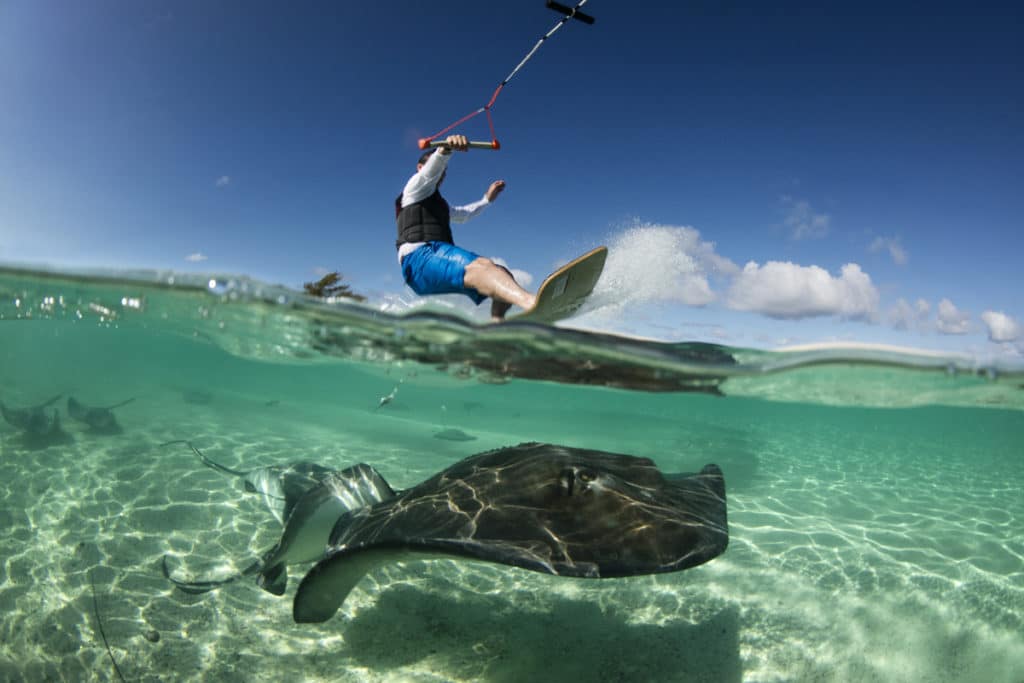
488, 264, 516, 319
464, 257, 536, 320
491, 299, 512, 319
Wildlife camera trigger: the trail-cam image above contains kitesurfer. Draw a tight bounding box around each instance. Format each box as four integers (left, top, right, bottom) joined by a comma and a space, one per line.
395, 134, 536, 321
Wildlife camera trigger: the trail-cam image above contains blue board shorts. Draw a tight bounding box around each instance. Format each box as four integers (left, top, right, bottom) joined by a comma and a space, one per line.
401, 241, 486, 305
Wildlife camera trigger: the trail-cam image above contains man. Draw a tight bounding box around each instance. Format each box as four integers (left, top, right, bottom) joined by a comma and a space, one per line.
395, 134, 536, 321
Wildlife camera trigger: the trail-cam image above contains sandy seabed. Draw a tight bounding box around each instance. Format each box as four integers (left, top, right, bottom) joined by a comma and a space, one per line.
1, 390, 1023, 683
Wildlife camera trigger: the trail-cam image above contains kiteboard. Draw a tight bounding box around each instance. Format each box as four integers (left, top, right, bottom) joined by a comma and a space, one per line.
509, 246, 607, 324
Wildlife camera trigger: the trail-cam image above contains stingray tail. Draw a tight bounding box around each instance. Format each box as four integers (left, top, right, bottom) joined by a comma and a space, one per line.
104, 397, 136, 411
90, 567, 127, 683
161, 555, 262, 595
39, 393, 63, 408
159, 440, 248, 477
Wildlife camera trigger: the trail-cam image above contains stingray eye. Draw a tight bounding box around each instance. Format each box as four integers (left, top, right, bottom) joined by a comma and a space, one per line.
559, 468, 576, 497
243, 481, 256, 493
578, 469, 596, 483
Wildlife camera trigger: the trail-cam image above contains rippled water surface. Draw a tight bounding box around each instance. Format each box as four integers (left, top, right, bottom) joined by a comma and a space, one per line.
1, 266, 1022, 682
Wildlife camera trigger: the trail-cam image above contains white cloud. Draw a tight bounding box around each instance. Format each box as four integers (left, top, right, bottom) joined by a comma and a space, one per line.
869, 236, 908, 265
936, 298, 970, 334
185, 253, 208, 262
889, 297, 930, 331
511, 269, 534, 288
782, 196, 830, 240
726, 261, 879, 320
215, 175, 231, 188
980, 310, 1021, 342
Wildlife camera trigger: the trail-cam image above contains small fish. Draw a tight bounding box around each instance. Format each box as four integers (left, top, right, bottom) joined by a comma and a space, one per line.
375, 380, 402, 410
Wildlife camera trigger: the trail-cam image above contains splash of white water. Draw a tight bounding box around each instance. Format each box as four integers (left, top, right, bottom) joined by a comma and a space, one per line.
576, 222, 738, 323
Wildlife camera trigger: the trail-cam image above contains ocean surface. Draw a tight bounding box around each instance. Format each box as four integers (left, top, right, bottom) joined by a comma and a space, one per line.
1, 264, 1022, 683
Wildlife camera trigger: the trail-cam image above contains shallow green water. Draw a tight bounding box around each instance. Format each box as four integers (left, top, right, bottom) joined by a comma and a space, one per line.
1, 266, 1022, 682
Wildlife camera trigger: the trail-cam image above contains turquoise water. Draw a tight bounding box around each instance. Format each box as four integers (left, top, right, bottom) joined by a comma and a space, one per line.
1, 265, 1022, 682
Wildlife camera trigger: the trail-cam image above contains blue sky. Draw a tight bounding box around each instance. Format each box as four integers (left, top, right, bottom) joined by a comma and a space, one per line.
1, 1, 1021, 359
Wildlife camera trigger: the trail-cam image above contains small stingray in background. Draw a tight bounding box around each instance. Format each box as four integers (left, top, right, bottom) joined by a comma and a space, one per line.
0, 393, 71, 448
161, 440, 341, 525
292, 442, 729, 623
162, 462, 397, 596
67, 397, 134, 434
433, 428, 477, 442
0, 393, 62, 435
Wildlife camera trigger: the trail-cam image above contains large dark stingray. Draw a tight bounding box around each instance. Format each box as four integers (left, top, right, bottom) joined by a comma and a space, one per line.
161, 439, 340, 525
162, 462, 397, 596
67, 396, 134, 434
293, 442, 728, 623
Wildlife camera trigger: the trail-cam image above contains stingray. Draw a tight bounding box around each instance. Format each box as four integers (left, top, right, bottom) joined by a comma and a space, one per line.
67, 396, 134, 434
162, 462, 397, 595
433, 428, 477, 442
0, 394, 65, 437
161, 439, 344, 525
292, 442, 728, 623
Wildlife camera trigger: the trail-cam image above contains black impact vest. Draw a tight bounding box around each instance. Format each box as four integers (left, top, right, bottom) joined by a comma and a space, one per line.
395, 190, 453, 249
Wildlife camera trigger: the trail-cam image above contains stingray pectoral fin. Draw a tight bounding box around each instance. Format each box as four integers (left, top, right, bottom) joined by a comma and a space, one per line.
294, 546, 410, 624
665, 463, 727, 500
105, 397, 136, 411
699, 463, 726, 499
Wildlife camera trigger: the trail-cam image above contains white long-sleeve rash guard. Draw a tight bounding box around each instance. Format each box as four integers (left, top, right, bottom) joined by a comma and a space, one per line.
396, 150, 490, 264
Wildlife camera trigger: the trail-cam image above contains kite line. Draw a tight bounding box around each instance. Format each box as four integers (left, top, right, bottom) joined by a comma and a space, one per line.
418, 0, 595, 150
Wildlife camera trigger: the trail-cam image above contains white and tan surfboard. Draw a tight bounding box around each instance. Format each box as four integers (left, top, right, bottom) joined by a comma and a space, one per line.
508, 246, 607, 324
